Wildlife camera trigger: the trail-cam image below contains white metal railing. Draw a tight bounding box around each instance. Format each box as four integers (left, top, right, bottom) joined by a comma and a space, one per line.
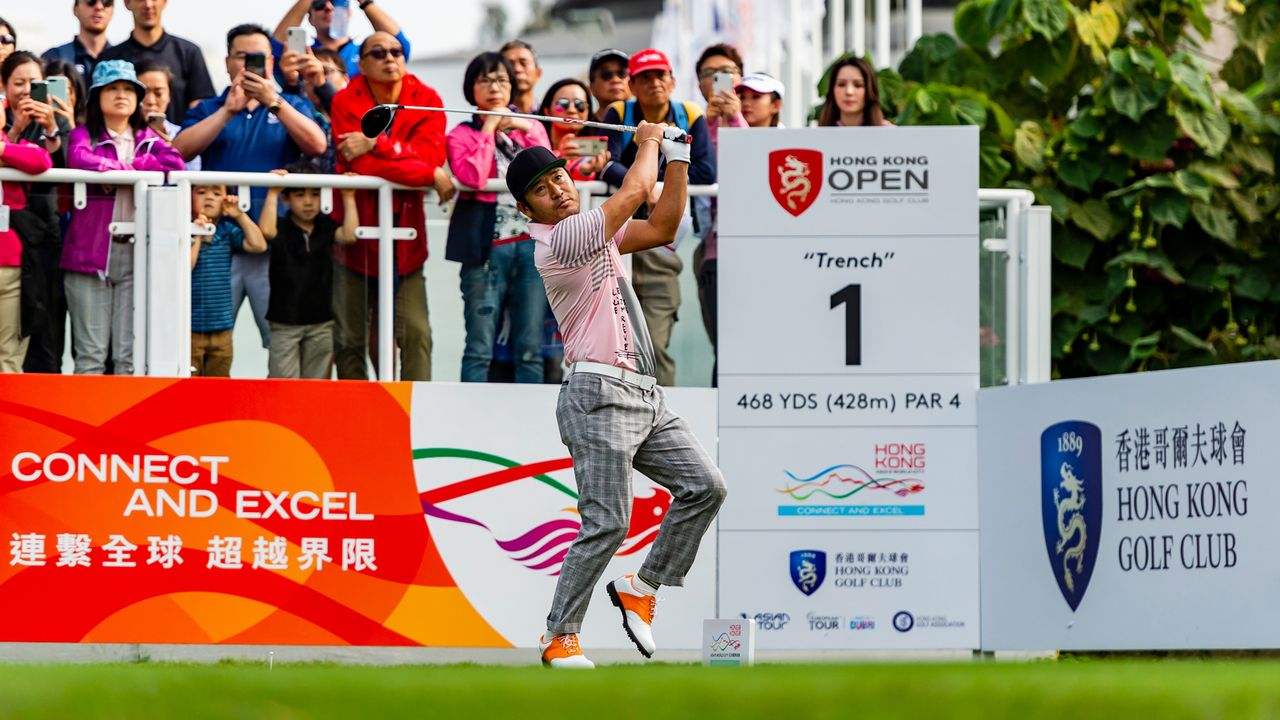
1, 169, 1049, 386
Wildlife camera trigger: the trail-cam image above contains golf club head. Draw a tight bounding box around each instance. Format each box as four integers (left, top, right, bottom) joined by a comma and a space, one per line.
361, 104, 397, 139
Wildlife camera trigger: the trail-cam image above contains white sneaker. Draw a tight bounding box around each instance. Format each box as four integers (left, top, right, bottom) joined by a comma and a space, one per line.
606, 574, 656, 658
539, 633, 595, 668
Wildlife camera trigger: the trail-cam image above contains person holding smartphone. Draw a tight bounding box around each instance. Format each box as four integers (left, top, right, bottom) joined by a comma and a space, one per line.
0, 105, 54, 373
133, 59, 198, 170
537, 78, 609, 181
269, 0, 411, 79
176, 24, 327, 359
446, 51, 552, 384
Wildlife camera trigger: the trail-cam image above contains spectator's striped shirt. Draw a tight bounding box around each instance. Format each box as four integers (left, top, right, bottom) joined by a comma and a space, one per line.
191, 219, 245, 333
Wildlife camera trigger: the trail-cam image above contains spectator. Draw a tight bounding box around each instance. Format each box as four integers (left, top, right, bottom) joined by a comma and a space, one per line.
188, 183, 267, 377
5, 52, 71, 375
737, 72, 785, 127
538, 79, 608, 181
0, 117, 54, 372
278, 46, 343, 172
99, 0, 215, 123
599, 48, 716, 387
42, 59, 87, 128
587, 48, 628, 122
271, 0, 412, 79
818, 54, 892, 127
177, 24, 327, 356
0, 17, 15, 68
62, 60, 185, 376
41, 0, 114, 83
500, 40, 541, 115
695, 43, 745, 146
132, 59, 198, 169
446, 51, 551, 384
308, 47, 348, 119
329, 31, 453, 381
258, 165, 358, 379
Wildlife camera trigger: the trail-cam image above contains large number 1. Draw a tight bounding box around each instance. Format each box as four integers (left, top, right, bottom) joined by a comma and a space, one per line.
831, 284, 862, 365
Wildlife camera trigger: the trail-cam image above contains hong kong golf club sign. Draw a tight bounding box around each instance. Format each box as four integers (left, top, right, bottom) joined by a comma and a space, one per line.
769, 149, 823, 217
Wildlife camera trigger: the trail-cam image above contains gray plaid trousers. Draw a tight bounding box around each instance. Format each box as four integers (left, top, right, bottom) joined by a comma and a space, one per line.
545, 372, 727, 636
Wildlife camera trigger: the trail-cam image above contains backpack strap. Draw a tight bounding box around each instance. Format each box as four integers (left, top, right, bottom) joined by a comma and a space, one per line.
621, 99, 637, 148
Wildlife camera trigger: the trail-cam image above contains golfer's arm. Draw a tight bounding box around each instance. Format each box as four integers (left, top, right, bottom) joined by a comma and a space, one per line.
619, 161, 687, 255
600, 140, 659, 241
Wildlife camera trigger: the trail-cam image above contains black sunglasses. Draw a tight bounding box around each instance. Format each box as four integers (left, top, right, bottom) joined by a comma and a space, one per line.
361, 46, 404, 60
0, 35, 13, 46
81, 0, 114, 6
310, 0, 331, 9
596, 69, 628, 81
554, 98, 588, 112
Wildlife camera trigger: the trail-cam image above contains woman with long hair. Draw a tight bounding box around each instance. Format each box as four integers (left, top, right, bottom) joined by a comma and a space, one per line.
41, 58, 86, 129
537, 78, 608, 181
818, 54, 893, 127
62, 60, 184, 375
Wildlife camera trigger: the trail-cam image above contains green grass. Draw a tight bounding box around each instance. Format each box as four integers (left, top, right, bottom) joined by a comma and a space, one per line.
2, 659, 1280, 719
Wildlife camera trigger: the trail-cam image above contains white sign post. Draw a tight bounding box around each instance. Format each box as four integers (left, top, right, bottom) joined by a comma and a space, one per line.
716, 127, 980, 649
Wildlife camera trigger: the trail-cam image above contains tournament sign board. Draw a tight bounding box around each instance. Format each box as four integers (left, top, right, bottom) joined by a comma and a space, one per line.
716, 127, 980, 649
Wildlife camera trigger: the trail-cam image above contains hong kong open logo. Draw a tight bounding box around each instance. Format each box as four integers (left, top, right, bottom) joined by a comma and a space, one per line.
769, 149, 823, 217
1040, 421, 1103, 611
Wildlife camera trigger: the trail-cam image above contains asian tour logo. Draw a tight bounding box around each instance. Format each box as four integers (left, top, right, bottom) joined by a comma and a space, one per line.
790, 549, 827, 596
769, 149, 823, 217
413, 448, 668, 576
777, 461, 925, 517
1040, 421, 1103, 611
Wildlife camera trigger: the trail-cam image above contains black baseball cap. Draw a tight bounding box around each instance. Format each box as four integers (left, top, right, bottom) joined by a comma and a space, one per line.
589, 48, 629, 77
507, 146, 568, 202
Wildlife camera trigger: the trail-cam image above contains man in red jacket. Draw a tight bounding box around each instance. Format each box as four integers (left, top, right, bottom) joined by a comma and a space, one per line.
329, 31, 455, 380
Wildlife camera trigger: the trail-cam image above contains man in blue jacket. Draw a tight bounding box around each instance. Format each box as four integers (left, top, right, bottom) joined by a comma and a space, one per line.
599, 48, 715, 386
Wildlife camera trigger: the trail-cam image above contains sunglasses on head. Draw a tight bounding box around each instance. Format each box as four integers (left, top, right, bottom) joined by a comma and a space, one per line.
361, 46, 404, 60
554, 98, 588, 112
596, 69, 627, 81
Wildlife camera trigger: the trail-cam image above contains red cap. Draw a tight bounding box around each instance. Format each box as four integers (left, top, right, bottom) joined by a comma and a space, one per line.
629, 48, 672, 77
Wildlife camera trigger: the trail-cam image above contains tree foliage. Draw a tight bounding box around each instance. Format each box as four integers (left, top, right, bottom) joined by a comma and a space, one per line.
880, 0, 1280, 376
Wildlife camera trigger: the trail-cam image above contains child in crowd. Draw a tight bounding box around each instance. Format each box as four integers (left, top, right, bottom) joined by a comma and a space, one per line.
189, 183, 266, 376
258, 164, 358, 379
446, 51, 551, 384
63, 60, 185, 376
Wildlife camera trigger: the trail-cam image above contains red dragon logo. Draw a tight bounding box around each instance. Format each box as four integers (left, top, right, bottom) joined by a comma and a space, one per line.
769, 148, 823, 217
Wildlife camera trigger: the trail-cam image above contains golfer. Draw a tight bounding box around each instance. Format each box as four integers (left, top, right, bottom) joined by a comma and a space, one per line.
508, 121, 726, 668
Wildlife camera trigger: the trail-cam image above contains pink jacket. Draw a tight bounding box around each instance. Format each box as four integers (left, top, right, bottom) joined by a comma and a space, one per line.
0, 140, 53, 267
447, 117, 551, 202
62, 125, 185, 275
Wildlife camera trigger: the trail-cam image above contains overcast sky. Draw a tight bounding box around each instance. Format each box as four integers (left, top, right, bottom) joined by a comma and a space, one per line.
9, 0, 529, 84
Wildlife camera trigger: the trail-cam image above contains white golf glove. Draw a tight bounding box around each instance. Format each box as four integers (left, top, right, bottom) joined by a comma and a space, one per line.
661, 127, 691, 164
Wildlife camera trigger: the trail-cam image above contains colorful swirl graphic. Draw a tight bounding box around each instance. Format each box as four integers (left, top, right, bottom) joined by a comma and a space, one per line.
415, 448, 669, 576
709, 632, 742, 652
778, 464, 924, 500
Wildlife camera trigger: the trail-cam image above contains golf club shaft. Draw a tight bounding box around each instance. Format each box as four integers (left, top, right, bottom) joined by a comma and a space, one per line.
384, 104, 688, 140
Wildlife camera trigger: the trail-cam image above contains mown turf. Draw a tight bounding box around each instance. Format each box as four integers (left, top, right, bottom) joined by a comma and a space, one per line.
2, 659, 1280, 719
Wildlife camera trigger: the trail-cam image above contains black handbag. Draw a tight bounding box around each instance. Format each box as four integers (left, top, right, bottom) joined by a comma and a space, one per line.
444, 197, 497, 265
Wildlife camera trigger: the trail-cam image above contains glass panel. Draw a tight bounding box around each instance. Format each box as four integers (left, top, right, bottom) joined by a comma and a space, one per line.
979, 207, 1009, 388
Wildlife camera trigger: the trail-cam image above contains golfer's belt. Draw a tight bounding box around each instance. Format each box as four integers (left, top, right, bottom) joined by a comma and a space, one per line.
568, 361, 657, 391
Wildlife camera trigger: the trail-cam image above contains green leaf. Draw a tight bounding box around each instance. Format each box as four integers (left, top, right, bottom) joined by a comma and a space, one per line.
1150, 192, 1189, 228
986, 0, 1016, 27
1069, 198, 1122, 240
1057, 153, 1103, 192
1053, 225, 1094, 269
1186, 161, 1240, 189
1174, 103, 1231, 157
1114, 112, 1176, 162
913, 87, 938, 113
1068, 112, 1104, 138
1027, 33, 1077, 86
1265, 40, 1280, 90
1170, 325, 1214, 352
1172, 169, 1213, 202
979, 142, 1012, 186
1108, 47, 1135, 75
1014, 121, 1046, 171
1031, 178, 1072, 221
1129, 331, 1162, 362
953, 96, 988, 125
1220, 46, 1263, 90
1235, 265, 1271, 301
1227, 189, 1263, 225
1109, 76, 1169, 122
1191, 201, 1238, 245
955, 0, 995, 48
1104, 250, 1186, 284
1231, 139, 1275, 175
1170, 62, 1215, 110
1074, 1, 1121, 64
1219, 89, 1263, 130
1024, 0, 1070, 39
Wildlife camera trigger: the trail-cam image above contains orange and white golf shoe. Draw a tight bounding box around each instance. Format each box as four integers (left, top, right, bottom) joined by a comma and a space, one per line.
607, 574, 657, 658
539, 633, 595, 669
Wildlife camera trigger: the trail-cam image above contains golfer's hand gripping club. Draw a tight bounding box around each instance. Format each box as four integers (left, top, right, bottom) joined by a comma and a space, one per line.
661, 127, 692, 164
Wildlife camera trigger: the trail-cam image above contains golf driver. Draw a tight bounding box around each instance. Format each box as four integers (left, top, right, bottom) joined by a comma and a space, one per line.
360, 104, 692, 143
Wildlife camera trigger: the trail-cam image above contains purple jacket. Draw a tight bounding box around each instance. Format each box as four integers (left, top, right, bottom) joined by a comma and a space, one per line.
62, 125, 185, 276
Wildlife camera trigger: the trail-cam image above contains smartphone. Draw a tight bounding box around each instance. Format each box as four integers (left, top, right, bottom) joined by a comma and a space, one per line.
29, 80, 48, 105
571, 136, 608, 157
147, 113, 167, 132
45, 77, 69, 107
244, 52, 266, 79
713, 72, 734, 96
287, 26, 308, 56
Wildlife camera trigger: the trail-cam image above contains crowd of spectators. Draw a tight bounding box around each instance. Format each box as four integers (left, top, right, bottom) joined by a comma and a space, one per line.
0, 2, 890, 383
